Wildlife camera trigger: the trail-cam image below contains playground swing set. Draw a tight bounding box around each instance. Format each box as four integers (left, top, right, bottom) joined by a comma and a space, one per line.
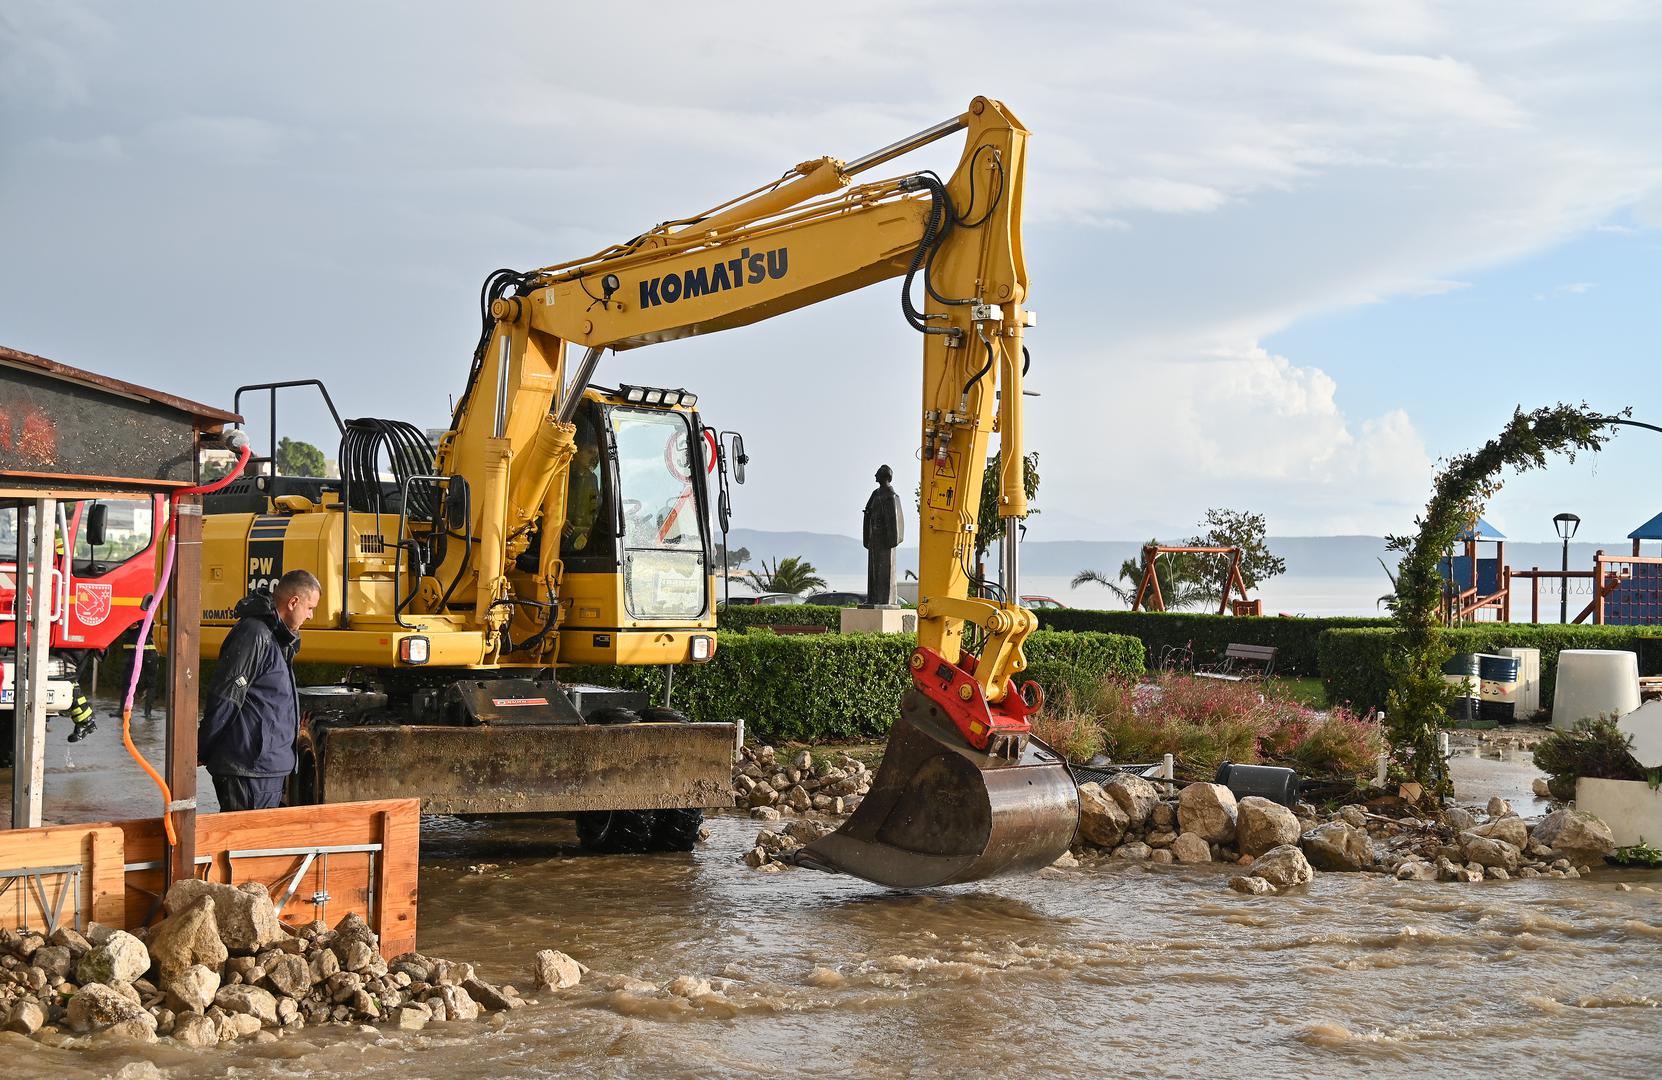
1129, 544, 1261, 616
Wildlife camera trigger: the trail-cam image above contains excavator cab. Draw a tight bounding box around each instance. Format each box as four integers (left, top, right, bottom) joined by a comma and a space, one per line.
547, 389, 718, 668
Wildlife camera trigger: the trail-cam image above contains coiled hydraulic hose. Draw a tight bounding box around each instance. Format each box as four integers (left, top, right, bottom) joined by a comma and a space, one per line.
124, 435, 251, 844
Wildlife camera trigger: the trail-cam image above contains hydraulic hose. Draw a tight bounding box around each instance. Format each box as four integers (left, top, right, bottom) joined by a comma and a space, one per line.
124, 435, 251, 845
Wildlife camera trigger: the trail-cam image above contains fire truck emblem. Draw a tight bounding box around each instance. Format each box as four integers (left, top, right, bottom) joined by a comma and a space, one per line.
75, 582, 113, 627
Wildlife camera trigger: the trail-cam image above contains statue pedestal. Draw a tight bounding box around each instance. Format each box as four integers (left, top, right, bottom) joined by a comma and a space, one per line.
840, 607, 917, 635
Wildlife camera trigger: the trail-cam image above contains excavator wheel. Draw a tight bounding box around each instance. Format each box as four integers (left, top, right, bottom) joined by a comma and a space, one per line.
574, 809, 657, 853
649, 808, 704, 851
286, 730, 323, 808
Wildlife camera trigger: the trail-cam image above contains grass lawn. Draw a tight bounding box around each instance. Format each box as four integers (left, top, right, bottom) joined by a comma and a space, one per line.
1266, 676, 1328, 709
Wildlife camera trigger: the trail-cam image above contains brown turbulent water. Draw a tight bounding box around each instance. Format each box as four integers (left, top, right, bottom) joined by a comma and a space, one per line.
7, 707, 1662, 1079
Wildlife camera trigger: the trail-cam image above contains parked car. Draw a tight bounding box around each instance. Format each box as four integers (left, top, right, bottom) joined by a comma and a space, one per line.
805, 591, 867, 607
720, 592, 804, 608
1020, 594, 1066, 610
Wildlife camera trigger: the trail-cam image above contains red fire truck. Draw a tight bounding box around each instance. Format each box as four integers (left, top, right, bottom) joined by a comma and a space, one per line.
1, 496, 165, 728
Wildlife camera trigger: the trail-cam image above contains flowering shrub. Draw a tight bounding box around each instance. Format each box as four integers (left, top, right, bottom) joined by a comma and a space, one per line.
1034, 673, 1382, 781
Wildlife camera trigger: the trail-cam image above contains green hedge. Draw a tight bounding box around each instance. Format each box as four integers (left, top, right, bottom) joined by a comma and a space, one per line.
716, 603, 844, 633
1034, 609, 1391, 677
563, 629, 1144, 743
1318, 624, 1662, 716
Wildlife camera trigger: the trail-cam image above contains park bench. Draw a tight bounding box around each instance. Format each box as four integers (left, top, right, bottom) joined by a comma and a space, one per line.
1195, 643, 1278, 682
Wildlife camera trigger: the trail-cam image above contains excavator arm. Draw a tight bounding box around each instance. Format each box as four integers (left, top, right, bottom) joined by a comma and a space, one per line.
446, 98, 1036, 714
434, 96, 1075, 885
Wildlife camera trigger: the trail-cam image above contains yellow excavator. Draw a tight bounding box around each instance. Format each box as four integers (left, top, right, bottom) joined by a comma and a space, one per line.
193, 95, 1078, 887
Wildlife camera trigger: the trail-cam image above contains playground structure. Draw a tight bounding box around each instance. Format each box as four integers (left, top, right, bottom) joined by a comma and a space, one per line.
1129, 544, 1260, 616
1440, 518, 1510, 624
1443, 512, 1662, 626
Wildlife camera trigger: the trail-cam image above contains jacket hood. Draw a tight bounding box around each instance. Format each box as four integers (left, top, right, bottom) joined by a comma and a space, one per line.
233, 591, 278, 621
233, 590, 299, 647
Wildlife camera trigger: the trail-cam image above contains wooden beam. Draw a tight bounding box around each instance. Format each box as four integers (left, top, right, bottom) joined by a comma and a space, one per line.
11, 499, 55, 829
165, 497, 202, 886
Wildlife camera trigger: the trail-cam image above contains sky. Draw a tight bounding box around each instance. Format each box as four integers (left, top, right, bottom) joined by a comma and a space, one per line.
3, 1, 1659, 553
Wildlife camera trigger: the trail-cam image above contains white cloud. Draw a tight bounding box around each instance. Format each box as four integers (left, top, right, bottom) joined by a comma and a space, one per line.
0, 0, 1656, 547
1533, 281, 1599, 299
1038, 341, 1430, 536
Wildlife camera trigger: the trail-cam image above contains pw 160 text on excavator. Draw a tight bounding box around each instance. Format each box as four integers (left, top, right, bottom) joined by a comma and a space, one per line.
193, 95, 1078, 887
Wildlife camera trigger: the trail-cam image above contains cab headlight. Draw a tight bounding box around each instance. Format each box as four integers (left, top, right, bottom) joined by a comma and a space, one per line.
690, 635, 713, 662
398, 636, 430, 665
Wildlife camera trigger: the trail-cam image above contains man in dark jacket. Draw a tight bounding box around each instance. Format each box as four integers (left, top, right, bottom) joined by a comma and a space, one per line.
199, 569, 320, 811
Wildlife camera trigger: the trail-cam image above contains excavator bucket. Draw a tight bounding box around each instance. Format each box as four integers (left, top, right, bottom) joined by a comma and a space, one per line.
793, 688, 1079, 888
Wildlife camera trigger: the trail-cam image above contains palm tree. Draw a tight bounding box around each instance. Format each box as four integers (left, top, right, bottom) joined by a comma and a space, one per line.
1072, 542, 1212, 610
747, 555, 826, 595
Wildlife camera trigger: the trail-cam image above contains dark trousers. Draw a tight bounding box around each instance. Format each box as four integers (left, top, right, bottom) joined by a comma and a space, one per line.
211, 774, 286, 812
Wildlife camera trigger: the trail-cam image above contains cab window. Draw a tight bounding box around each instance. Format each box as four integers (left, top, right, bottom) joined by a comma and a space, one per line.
610, 406, 708, 620
559, 402, 616, 566
73, 500, 154, 576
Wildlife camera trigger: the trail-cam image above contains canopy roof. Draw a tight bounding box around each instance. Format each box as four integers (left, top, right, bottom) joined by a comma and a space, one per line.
1456, 517, 1505, 541
1629, 511, 1662, 541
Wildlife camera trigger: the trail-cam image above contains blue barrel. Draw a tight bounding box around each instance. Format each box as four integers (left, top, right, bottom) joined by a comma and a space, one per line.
1477, 653, 1520, 724
1478, 655, 1520, 682
1442, 653, 1480, 677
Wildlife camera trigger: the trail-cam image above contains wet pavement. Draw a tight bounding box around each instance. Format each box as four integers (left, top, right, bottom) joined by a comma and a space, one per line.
5, 706, 1661, 1079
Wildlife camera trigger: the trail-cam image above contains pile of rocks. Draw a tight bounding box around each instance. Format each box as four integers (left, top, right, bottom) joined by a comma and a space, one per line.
0, 879, 586, 1049
1072, 776, 1617, 896
741, 817, 837, 871
732, 745, 872, 819
1380, 797, 1614, 884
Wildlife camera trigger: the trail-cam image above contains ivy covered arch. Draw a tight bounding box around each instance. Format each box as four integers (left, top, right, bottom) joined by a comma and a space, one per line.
1384, 403, 1622, 796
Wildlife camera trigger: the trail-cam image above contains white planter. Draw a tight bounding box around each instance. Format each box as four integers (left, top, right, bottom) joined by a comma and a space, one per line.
1576, 776, 1662, 847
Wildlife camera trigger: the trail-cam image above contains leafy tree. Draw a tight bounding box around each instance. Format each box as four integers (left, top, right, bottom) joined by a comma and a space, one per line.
974, 450, 1041, 567
1185, 508, 1287, 606
276, 437, 327, 478
713, 543, 751, 569
747, 555, 826, 594
1385, 404, 1616, 797
1072, 540, 1212, 610
199, 455, 237, 483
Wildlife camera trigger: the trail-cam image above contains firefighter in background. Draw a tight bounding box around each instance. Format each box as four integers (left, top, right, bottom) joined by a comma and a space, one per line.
50, 527, 100, 743
64, 669, 96, 742
119, 626, 162, 720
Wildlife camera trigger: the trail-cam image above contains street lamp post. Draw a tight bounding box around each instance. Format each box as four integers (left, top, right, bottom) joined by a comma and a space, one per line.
1553, 512, 1581, 624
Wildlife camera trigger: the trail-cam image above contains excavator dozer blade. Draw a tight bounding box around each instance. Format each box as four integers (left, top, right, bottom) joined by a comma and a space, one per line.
793, 689, 1078, 888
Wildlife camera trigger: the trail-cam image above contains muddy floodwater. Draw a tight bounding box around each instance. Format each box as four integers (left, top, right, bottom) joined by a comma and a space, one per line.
7, 706, 1662, 1078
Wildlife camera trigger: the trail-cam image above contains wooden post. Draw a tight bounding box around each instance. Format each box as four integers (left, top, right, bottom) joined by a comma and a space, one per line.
165, 496, 202, 887
11, 499, 55, 829
1530, 568, 1539, 624
1594, 550, 1606, 625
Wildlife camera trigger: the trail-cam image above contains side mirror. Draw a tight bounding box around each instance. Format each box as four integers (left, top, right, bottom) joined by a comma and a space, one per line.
85, 504, 108, 549
727, 432, 747, 485
718, 489, 731, 534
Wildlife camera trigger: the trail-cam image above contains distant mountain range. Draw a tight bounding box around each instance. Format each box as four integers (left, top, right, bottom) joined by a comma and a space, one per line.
724, 528, 1627, 581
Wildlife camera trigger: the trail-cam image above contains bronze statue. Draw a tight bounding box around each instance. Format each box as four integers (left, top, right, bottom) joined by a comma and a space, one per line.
862, 464, 904, 607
